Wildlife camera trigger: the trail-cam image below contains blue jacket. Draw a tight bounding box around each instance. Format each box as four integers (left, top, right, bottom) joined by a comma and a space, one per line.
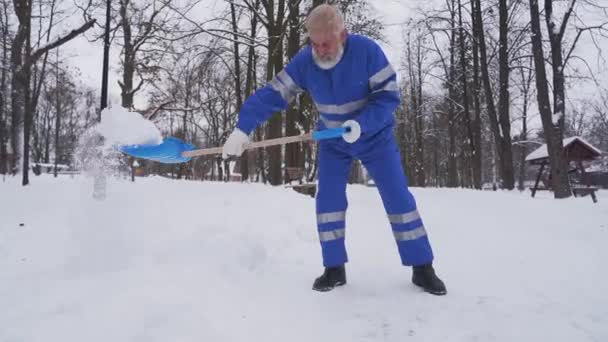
236, 34, 400, 139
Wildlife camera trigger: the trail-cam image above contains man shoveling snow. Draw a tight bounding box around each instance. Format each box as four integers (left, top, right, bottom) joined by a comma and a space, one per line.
222, 4, 447, 296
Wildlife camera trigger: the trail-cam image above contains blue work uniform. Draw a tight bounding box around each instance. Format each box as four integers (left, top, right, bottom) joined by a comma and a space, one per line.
236, 34, 434, 267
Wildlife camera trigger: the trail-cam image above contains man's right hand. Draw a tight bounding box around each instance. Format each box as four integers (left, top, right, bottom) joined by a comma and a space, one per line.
222, 129, 250, 159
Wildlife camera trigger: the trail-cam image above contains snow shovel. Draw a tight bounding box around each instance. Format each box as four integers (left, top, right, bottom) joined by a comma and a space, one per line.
117, 126, 349, 164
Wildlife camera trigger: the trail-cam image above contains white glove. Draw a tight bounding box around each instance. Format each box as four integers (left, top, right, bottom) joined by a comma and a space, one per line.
222, 129, 250, 159
342, 120, 361, 143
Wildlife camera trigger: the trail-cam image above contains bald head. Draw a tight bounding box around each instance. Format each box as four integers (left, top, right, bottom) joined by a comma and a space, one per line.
306, 4, 345, 35
306, 4, 347, 69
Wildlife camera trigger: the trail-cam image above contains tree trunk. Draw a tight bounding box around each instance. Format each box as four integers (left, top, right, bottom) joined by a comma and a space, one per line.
21, 0, 32, 185
432, 111, 440, 186
528, 0, 571, 198
545, 0, 567, 133
44, 105, 51, 163
447, 1, 458, 187
469, 0, 482, 189
53, 92, 61, 177
497, 0, 514, 189
264, 0, 285, 186
178, 74, 192, 181
10, 0, 29, 175
216, 158, 223, 181
473, 0, 509, 189
119, 0, 135, 109
517, 60, 533, 191
241, 0, 261, 182
415, 35, 425, 186
230, 3, 243, 111
53, 67, 61, 178
0, 2, 7, 174
230, 2, 249, 182
284, 0, 301, 173
300, 93, 315, 180
406, 34, 422, 186
458, 0, 477, 189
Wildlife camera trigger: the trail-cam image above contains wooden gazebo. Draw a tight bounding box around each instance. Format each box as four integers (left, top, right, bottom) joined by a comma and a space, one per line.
526, 136, 603, 203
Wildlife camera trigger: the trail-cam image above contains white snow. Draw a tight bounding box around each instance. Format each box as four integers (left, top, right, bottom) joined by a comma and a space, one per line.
93, 106, 163, 146
548, 13, 559, 36
525, 136, 603, 161
31, 162, 70, 169
1, 175, 607, 341
552, 110, 564, 126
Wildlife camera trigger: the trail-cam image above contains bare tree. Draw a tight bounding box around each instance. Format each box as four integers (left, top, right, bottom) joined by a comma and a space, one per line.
424, 0, 460, 187
496, 0, 515, 189
10, 0, 95, 185
115, 0, 175, 109
334, 0, 384, 41
284, 0, 303, 176
513, 56, 535, 190
469, 0, 483, 189
404, 26, 427, 186
30, 52, 95, 173
457, 0, 480, 189
471, 0, 515, 190
587, 88, 608, 151
252, 0, 286, 185
528, 0, 571, 197
0, 0, 9, 174
9, 0, 30, 175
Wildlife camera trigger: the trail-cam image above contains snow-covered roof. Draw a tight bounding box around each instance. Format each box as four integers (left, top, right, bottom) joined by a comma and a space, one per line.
525, 136, 603, 162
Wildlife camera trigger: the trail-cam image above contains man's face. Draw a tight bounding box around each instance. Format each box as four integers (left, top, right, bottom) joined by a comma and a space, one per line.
309, 29, 347, 68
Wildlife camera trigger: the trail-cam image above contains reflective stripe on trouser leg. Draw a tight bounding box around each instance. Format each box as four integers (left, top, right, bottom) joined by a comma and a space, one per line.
316, 141, 353, 267
360, 137, 434, 266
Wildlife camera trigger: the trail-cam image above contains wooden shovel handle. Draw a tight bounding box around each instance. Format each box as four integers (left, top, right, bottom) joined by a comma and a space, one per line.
181, 133, 314, 158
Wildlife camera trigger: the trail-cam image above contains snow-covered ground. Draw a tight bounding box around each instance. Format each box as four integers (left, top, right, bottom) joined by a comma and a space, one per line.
1, 175, 607, 342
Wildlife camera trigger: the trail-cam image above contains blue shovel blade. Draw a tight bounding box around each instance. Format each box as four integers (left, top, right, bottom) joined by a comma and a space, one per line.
118, 137, 195, 164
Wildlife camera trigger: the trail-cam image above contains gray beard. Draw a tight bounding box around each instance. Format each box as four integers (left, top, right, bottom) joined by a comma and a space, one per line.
312, 44, 344, 70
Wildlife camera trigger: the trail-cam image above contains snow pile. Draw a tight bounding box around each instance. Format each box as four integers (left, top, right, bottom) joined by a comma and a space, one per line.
74, 106, 163, 177
1, 175, 607, 341
95, 106, 162, 146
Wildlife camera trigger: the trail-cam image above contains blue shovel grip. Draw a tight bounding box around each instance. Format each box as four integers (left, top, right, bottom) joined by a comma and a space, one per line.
312, 126, 350, 141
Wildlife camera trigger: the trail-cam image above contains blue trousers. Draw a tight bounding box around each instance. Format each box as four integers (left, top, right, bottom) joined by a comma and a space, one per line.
315, 128, 434, 267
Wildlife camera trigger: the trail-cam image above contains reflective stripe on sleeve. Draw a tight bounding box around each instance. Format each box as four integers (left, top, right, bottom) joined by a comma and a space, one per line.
269, 70, 302, 102
372, 80, 398, 93
369, 64, 396, 89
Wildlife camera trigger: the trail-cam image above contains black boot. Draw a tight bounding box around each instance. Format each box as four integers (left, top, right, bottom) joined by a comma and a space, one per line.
312, 265, 346, 292
412, 263, 447, 295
